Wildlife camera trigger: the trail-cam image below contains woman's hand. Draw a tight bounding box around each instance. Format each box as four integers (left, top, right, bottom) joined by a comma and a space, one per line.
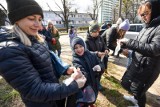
122, 49, 129, 57
97, 52, 106, 57
71, 68, 83, 80
66, 67, 74, 75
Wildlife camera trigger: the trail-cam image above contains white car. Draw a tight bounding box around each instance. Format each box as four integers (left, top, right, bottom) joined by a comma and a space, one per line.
125, 24, 144, 39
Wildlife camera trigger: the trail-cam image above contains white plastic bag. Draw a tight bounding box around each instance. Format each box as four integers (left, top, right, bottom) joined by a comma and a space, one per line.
114, 40, 121, 56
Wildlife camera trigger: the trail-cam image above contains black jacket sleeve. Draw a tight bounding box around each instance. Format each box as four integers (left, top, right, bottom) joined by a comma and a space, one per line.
126, 28, 160, 57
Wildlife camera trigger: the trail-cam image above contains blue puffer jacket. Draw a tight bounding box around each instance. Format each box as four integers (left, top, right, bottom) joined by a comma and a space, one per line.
0, 33, 79, 107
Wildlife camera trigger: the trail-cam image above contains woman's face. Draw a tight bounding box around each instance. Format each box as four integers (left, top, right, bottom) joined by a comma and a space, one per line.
48, 23, 53, 28
139, 5, 151, 24
16, 14, 42, 36
74, 44, 85, 56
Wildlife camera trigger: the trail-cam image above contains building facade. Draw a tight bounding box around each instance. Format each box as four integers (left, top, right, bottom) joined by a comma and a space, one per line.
98, 0, 118, 24
43, 11, 92, 28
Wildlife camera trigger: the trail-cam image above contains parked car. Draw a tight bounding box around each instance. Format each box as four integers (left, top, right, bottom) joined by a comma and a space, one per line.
124, 24, 144, 39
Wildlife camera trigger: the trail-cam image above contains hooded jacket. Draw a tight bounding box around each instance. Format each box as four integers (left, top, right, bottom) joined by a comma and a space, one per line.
71, 37, 105, 97
121, 0, 160, 94
85, 32, 108, 53
0, 33, 79, 107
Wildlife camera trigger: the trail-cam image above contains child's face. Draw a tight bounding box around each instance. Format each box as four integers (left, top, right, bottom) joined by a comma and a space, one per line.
91, 31, 99, 38
74, 44, 84, 56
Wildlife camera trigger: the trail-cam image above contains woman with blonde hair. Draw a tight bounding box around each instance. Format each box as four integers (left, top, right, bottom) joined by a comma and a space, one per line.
47, 21, 61, 57
0, 0, 86, 107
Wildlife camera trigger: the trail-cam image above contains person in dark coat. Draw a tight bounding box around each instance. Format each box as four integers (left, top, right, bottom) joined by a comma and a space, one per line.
47, 21, 62, 57
38, 25, 54, 50
119, 0, 160, 107
66, 36, 104, 107
85, 20, 109, 90
0, 0, 87, 107
101, 19, 130, 57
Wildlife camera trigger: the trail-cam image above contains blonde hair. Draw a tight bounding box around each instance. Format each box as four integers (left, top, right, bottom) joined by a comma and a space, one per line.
47, 21, 58, 34
137, 1, 151, 16
13, 24, 44, 46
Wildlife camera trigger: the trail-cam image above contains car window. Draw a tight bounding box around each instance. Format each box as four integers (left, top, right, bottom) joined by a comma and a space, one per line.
137, 25, 143, 32
128, 26, 136, 32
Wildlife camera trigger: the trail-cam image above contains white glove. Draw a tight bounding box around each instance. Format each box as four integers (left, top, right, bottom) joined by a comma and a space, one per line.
114, 40, 121, 56
119, 38, 129, 44
92, 65, 101, 72
75, 75, 87, 88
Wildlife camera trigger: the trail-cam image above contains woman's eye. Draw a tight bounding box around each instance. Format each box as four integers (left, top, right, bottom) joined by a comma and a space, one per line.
28, 18, 35, 21
39, 19, 42, 22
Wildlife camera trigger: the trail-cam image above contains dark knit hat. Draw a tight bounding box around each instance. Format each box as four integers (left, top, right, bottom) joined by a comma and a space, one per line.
89, 20, 100, 33
6, 0, 44, 24
71, 37, 85, 50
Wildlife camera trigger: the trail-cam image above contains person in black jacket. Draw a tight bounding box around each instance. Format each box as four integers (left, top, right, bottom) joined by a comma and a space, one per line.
38, 25, 55, 50
119, 0, 160, 107
85, 20, 109, 90
0, 0, 86, 107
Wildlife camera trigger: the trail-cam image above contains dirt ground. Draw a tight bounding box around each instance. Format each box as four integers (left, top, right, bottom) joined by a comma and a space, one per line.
60, 33, 160, 107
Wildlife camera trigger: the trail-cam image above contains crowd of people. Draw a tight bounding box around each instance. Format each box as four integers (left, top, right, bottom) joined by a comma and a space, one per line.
0, 0, 160, 107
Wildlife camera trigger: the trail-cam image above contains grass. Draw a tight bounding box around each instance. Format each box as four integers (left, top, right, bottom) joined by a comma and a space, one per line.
95, 62, 133, 107
0, 79, 23, 107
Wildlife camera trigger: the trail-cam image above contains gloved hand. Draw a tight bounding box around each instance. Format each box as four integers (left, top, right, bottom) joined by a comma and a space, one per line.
119, 38, 129, 44
75, 75, 86, 88
92, 65, 101, 72
51, 38, 56, 45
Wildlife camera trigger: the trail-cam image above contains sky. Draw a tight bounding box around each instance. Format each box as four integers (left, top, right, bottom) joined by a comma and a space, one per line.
0, 0, 92, 13
35, 0, 92, 13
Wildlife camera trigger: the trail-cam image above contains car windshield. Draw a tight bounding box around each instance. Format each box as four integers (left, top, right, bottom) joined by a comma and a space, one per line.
128, 26, 136, 32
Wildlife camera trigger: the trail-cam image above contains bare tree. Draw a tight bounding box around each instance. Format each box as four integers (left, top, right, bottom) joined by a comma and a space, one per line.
47, 0, 75, 32
121, 0, 132, 19
87, 0, 102, 21
129, 0, 139, 23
